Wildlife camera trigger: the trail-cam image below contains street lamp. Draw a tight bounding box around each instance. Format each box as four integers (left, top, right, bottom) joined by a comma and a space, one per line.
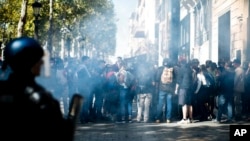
32, 0, 42, 40
1, 42, 5, 60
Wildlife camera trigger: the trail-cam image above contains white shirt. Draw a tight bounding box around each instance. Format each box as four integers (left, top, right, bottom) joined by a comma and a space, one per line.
195, 73, 207, 94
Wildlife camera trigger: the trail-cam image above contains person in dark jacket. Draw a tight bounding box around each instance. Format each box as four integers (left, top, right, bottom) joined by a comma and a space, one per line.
135, 62, 154, 123
213, 61, 235, 123
76, 56, 93, 123
0, 37, 77, 141
176, 59, 194, 124
155, 58, 178, 123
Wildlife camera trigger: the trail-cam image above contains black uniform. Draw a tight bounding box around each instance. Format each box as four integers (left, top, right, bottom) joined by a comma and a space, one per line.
0, 37, 75, 141
0, 73, 74, 141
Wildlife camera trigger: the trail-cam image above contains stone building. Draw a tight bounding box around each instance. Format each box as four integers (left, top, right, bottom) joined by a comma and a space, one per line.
129, 0, 250, 65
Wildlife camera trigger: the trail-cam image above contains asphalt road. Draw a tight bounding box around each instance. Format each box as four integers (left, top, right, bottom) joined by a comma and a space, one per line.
73, 120, 250, 141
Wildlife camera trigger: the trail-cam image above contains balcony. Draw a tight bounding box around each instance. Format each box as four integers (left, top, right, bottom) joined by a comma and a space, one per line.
134, 27, 145, 38
181, 0, 198, 10
133, 22, 145, 38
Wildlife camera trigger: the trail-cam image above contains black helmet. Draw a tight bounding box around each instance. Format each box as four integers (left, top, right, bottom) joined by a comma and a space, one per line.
4, 37, 44, 72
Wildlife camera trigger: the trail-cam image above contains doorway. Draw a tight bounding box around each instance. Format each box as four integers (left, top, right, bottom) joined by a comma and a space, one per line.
218, 11, 231, 61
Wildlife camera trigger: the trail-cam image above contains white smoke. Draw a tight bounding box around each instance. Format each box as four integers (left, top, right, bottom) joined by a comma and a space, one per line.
112, 0, 138, 58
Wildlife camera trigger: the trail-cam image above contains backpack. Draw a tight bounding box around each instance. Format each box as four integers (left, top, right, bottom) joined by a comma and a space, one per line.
117, 69, 134, 88
161, 67, 174, 84
106, 72, 118, 90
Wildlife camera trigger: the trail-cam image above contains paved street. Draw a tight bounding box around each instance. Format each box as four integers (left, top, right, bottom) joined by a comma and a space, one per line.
73, 120, 250, 141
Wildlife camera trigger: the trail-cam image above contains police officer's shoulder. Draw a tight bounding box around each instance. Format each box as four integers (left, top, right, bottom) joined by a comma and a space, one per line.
24, 86, 55, 106
0, 80, 8, 87
0, 80, 14, 103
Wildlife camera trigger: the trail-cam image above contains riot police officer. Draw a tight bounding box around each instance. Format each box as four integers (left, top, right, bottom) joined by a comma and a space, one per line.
0, 37, 76, 141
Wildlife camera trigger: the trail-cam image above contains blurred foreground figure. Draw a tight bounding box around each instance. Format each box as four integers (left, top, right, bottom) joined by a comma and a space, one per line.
0, 37, 79, 141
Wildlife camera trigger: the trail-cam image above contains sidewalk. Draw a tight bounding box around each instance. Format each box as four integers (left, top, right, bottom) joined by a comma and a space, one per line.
74, 120, 250, 141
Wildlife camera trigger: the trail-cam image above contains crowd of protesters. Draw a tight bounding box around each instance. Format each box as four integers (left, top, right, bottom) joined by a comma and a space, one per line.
2, 55, 250, 124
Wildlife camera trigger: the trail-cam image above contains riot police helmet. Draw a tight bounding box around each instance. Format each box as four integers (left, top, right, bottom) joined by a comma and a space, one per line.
4, 37, 44, 72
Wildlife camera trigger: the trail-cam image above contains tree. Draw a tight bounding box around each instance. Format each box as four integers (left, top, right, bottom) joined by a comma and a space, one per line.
0, 0, 20, 41
47, 0, 54, 54
80, 0, 117, 56
17, 0, 28, 37
0, 0, 117, 58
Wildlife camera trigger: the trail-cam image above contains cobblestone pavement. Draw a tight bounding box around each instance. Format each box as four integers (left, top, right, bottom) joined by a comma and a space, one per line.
73, 120, 250, 141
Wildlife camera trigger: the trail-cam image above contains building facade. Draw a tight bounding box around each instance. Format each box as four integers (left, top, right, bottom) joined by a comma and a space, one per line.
129, 0, 250, 65
211, 0, 250, 64
129, 0, 157, 64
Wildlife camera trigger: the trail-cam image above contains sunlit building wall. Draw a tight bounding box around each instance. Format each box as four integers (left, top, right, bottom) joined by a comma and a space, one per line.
128, 11, 138, 57
143, 0, 157, 62
180, 0, 250, 64
145, 0, 155, 45
128, 0, 182, 65
212, 0, 250, 64
130, 0, 250, 65
128, 0, 156, 61
128, 0, 146, 57
180, 0, 212, 64
155, 0, 180, 64
155, 0, 168, 65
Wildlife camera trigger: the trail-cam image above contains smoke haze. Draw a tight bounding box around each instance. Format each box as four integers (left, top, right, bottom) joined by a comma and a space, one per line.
113, 0, 137, 57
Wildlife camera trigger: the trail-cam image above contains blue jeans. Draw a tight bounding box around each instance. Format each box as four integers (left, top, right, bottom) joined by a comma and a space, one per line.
127, 99, 132, 118
216, 94, 233, 121
93, 88, 104, 119
156, 90, 173, 120
79, 88, 92, 123
118, 88, 129, 120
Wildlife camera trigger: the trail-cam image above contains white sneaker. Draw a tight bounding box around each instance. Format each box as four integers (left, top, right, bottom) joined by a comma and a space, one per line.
166, 119, 171, 123
177, 119, 188, 124
189, 119, 194, 123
